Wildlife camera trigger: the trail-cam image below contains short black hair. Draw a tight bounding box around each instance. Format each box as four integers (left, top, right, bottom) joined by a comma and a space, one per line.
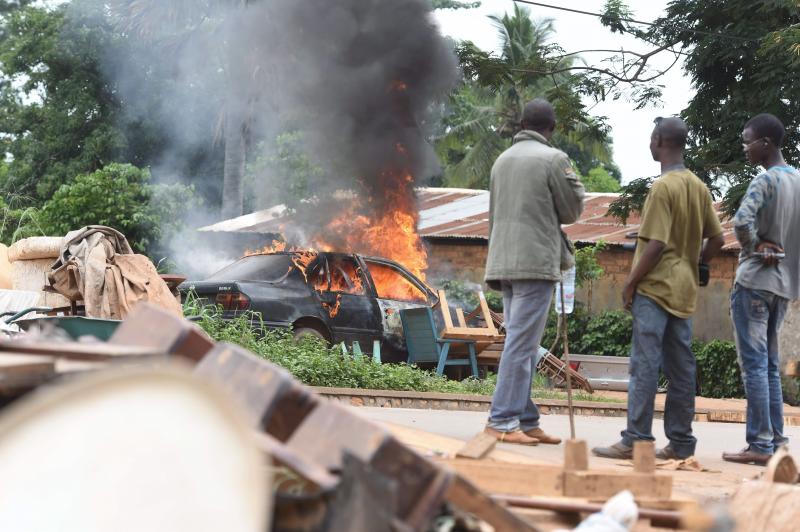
744, 113, 785, 147
654, 116, 688, 148
521, 98, 556, 131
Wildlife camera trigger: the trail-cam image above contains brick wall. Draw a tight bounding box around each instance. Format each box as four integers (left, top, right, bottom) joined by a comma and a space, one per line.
424, 238, 739, 342
425, 239, 488, 284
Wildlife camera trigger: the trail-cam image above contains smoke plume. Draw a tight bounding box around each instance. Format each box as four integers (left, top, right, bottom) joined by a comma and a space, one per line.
72, 0, 458, 272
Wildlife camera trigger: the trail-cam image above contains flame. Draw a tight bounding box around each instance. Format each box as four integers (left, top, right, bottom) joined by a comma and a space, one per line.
243, 132, 429, 305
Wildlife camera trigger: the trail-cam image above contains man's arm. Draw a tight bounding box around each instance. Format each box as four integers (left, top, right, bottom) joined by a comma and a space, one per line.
701, 233, 725, 264
622, 239, 665, 310
733, 173, 773, 254
549, 154, 585, 224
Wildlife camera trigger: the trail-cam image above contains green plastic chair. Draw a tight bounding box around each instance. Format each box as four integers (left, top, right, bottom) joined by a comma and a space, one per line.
400, 307, 478, 377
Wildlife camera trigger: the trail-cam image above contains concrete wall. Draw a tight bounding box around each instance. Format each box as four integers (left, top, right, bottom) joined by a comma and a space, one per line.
424, 238, 740, 342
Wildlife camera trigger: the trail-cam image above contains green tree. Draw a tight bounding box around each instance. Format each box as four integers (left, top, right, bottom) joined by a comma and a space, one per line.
436, 5, 614, 188
607, 1, 800, 219
37, 163, 200, 256
431, 0, 480, 9
582, 166, 621, 193
0, 6, 130, 199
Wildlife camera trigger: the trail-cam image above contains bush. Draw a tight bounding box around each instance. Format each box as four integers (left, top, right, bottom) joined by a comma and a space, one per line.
37, 163, 200, 256
694, 340, 743, 399
577, 311, 632, 357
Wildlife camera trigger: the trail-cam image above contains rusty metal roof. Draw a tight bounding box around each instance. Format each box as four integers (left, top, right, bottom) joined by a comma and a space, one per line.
199, 187, 740, 250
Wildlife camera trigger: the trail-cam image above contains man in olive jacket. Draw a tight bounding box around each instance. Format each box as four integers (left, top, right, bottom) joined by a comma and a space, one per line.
483, 99, 585, 445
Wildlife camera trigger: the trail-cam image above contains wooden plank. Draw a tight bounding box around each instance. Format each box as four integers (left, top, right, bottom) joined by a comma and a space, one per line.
0, 353, 56, 394
194, 342, 296, 430
564, 440, 588, 472
383, 422, 545, 464
439, 458, 564, 497
455, 307, 467, 328
437, 290, 454, 330
110, 302, 215, 363
563, 470, 672, 500
633, 441, 656, 473
444, 474, 542, 532
440, 329, 504, 341
254, 432, 338, 491
455, 432, 496, 459
478, 292, 498, 335
0, 340, 164, 361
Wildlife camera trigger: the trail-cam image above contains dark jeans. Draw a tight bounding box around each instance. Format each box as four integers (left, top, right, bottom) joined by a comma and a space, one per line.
487, 280, 554, 432
730, 284, 789, 454
621, 294, 697, 456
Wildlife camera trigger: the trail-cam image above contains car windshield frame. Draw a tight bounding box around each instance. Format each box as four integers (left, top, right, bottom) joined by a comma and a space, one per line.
205, 253, 294, 283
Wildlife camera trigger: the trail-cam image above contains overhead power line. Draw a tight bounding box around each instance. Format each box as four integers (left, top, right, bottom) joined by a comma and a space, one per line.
512, 0, 762, 43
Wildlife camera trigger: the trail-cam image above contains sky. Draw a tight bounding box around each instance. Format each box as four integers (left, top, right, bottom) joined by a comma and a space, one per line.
433, 0, 693, 184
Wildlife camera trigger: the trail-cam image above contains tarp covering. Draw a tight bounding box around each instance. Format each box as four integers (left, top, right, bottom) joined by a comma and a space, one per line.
48, 226, 182, 319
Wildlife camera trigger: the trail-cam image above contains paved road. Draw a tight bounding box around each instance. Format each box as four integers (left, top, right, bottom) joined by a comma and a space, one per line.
358, 406, 800, 500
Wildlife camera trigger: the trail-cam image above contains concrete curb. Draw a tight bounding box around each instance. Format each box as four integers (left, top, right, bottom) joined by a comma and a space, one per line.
313, 387, 800, 426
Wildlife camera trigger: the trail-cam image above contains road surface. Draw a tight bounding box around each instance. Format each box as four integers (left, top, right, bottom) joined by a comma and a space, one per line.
358, 406, 800, 500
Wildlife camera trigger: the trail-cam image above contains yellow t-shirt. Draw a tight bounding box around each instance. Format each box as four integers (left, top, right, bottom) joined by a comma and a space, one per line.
633, 169, 723, 318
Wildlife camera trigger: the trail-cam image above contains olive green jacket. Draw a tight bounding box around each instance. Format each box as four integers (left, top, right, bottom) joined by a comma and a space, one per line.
484, 130, 585, 283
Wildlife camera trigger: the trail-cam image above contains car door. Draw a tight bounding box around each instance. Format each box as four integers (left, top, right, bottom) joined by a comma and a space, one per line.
320, 253, 383, 349
360, 258, 435, 354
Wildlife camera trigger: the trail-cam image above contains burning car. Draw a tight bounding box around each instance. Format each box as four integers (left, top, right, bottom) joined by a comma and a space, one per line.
181, 250, 437, 361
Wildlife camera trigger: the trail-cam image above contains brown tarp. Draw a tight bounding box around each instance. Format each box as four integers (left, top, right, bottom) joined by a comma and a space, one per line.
48, 226, 182, 319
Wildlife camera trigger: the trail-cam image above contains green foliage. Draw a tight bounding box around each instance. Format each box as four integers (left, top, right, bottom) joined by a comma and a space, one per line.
694, 340, 743, 399
248, 132, 325, 212
435, 5, 616, 188
608, 0, 800, 220
0, 195, 43, 244
574, 241, 606, 289
607, 176, 653, 224
0, 6, 131, 200
185, 301, 613, 401
577, 311, 632, 357
431, 0, 481, 9
581, 167, 621, 193
37, 163, 200, 256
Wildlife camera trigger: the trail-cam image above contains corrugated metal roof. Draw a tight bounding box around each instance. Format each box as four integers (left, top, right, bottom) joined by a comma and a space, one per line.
199, 187, 740, 250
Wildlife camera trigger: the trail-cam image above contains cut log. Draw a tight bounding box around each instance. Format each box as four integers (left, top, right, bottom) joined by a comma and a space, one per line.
729, 481, 800, 532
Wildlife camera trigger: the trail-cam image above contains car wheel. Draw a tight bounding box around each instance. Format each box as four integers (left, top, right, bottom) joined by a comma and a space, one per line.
293, 327, 328, 343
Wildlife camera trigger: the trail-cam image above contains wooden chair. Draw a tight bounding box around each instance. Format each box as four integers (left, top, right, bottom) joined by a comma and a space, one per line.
400, 307, 479, 377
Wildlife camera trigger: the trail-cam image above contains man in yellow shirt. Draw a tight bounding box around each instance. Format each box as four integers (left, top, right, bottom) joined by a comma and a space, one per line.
593, 117, 725, 460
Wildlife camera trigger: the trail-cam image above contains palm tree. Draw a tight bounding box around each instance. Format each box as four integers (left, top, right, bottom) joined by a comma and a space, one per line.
436, 4, 612, 188
109, 0, 262, 220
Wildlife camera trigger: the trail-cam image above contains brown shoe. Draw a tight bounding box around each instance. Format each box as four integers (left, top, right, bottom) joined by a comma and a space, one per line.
524, 427, 562, 445
484, 427, 539, 445
722, 447, 772, 465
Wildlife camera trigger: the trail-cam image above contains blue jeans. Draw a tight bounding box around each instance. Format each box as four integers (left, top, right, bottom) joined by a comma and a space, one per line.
622, 294, 697, 457
731, 284, 789, 454
487, 280, 555, 432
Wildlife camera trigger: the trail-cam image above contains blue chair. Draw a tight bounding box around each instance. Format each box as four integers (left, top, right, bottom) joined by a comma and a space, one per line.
400, 307, 479, 378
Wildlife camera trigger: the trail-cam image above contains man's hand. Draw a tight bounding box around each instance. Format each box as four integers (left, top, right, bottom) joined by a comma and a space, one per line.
756, 240, 784, 266
622, 279, 637, 311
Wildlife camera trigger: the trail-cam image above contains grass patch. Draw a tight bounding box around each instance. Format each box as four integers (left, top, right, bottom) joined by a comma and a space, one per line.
187, 304, 621, 403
